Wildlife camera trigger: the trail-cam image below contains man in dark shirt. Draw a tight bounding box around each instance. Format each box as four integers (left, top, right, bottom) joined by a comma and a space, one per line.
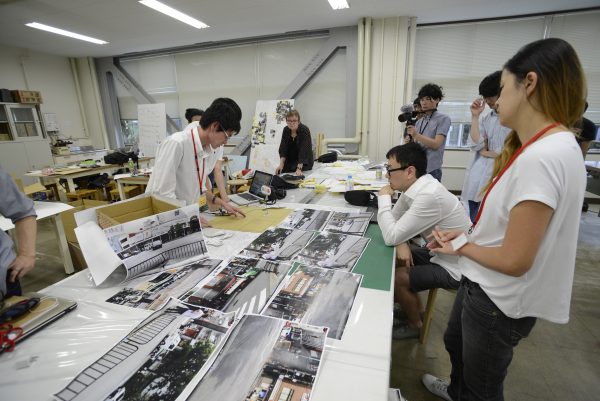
276, 110, 314, 175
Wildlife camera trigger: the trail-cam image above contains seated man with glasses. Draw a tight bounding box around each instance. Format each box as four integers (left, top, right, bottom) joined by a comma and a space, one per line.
275, 110, 314, 175
146, 98, 245, 221
378, 143, 471, 340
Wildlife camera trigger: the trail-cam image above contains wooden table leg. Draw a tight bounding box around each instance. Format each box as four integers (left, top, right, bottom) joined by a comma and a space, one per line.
51, 214, 75, 274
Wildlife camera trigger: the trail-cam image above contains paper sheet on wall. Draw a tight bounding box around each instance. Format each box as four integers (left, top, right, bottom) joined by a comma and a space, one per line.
138, 103, 167, 157
248, 99, 294, 173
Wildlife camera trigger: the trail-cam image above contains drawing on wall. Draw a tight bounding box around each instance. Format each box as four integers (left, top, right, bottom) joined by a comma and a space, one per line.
262, 264, 362, 340
249, 99, 294, 174
106, 258, 222, 310
278, 209, 332, 231
295, 232, 370, 272
186, 314, 327, 401
54, 299, 235, 401
322, 211, 373, 236
240, 227, 313, 261
179, 256, 291, 316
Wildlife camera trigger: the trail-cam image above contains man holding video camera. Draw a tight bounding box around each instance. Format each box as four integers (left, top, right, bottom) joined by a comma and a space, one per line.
404, 83, 451, 182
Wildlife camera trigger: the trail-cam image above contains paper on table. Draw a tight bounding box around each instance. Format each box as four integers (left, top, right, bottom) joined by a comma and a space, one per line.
75, 221, 123, 285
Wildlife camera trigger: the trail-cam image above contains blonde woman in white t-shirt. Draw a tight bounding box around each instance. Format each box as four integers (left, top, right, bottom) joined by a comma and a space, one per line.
421, 38, 587, 401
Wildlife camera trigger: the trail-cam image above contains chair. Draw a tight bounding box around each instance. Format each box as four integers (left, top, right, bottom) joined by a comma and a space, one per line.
109, 185, 142, 201
66, 188, 99, 201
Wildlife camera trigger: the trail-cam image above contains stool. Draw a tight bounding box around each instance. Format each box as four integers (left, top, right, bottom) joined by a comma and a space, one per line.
66, 188, 99, 201
109, 185, 142, 201
419, 288, 457, 344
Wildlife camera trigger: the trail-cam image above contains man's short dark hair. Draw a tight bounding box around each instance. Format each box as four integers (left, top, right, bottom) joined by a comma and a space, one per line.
385, 142, 428, 178
418, 83, 444, 100
201, 98, 242, 134
184, 108, 203, 123
478, 71, 502, 98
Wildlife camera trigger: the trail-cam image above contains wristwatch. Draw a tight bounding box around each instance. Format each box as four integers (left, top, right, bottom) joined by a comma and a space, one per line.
450, 233, 469, 251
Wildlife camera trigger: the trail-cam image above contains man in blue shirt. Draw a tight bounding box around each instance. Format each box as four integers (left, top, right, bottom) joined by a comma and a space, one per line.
0, 165, 37, 300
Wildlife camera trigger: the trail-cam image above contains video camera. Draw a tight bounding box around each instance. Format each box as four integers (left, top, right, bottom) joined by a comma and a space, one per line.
397, 104, 419, 126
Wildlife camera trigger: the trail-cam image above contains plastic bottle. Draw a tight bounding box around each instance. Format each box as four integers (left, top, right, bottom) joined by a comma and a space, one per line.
346, 174, 354, 191
127, 158, 137, 175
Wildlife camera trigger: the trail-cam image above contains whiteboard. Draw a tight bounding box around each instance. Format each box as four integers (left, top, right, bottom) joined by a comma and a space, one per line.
248, 99, 294, 173
137, 103, 167, 157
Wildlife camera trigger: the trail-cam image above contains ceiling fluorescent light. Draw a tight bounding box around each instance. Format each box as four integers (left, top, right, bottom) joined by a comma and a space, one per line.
328, 0, 349, 10
25, 22, 108, 44
139, 0, 209, 29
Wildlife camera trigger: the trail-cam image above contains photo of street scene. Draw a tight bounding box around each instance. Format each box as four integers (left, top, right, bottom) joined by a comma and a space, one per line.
105, 258, 222, 310
241, 227, 314, 261
262, 264, 362, 339
179, 256, 292, 316
295, 232, 370, 272
188, 314, 327, 401
279, 208, 332, 231
54, 299, 235, 401
103, 204, 208, 279
323, 211, 373, 236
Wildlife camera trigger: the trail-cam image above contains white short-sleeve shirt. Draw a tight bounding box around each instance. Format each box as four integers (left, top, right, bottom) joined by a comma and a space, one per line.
460, 132, 586, 323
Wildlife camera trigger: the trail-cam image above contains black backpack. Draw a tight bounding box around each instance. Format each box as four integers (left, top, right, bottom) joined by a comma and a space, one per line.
104, 150, 138, 165
344, 190, 378, 207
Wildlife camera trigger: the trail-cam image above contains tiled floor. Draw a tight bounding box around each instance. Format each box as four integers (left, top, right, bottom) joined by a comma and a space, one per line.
18, 205, 600, 401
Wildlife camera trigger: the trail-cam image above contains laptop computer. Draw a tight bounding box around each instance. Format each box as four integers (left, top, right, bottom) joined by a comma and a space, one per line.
229, 170, 274, 205
0, 292, 77, 344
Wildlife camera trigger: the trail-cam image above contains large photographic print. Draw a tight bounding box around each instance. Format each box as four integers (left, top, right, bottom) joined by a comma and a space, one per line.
187, 314, 327, 401
323, 211, 373, 236
295, 232, 370, 272
54, 299, 235, 401
103, 204, 209, 279
241, 227, 313, 261
262, 264, 362, 340
278, 209, 332, 231
179, 256, 291, 315
105, 258, 222, 310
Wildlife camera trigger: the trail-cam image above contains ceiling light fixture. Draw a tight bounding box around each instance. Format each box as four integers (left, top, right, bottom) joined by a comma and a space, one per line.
25, 22, 108, 44
139, 0, 209, 29
328, 0, 350, 10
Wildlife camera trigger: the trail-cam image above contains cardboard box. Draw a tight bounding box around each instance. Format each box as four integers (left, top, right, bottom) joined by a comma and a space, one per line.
95, 195, 181, 229
68, 241, 87, 271
11, 89, 43, 104
61, 199, 109, 243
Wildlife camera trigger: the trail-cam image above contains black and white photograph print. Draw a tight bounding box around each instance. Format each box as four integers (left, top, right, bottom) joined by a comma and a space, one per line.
295, 232, 370, 272
187, 314, 327, 401
279, 208, 332, 231
323, 211, 373, 236
179, 256, 291, 316
103, 204, 208, 279
54, 299, 235, 401
262, 264, 363, 340
105, 258, 222, 310
241, 227, 314, 261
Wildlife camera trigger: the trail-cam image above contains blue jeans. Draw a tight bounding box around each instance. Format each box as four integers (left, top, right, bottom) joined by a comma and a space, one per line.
468, 201, 480, 223
444, 278, 536, 401
429, 168, 442, 182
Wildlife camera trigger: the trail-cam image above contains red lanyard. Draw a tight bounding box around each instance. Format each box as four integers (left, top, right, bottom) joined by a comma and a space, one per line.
190, 128, 205, 195
471, 122, 559, 229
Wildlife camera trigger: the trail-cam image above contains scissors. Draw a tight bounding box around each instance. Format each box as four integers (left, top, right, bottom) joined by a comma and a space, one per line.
0, 323, 23, 354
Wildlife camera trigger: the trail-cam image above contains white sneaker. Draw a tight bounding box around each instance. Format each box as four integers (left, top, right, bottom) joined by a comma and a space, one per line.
422, 374, 452, 401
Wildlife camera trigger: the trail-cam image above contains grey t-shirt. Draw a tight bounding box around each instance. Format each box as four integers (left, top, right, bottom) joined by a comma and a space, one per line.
0, 165, 36, 299
415, 111, 451, 172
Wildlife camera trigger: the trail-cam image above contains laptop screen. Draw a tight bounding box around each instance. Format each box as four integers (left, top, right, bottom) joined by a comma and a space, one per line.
249, 171, 273, 196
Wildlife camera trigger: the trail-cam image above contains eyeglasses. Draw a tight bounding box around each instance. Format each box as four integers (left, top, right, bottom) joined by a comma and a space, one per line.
286, 119, 299, 124
217, 123, 236, 139
384, 164, 409, 174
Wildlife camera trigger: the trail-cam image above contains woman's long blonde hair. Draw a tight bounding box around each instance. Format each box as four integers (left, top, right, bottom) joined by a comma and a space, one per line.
481, 38, 587, 194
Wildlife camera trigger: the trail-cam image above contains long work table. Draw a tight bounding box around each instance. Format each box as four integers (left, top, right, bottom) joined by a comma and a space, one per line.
1, 164, 395, 401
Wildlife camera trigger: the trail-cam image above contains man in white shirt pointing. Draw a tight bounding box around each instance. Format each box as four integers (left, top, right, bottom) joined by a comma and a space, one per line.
378, 142, 471, 339
146, 98, 245, 220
